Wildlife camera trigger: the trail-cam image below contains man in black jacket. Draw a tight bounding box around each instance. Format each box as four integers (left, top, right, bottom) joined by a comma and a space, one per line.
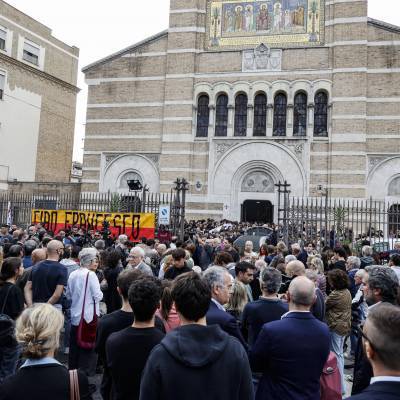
352, 266, 399, 395
139, 272, 254, 400
348, 303, 400, 400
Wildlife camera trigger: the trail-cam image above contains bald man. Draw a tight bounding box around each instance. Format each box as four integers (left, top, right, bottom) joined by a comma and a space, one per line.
24, 240, 68, 309
286, 260, 326, 321
17, 248, 47, 292
250, 276, 330, 400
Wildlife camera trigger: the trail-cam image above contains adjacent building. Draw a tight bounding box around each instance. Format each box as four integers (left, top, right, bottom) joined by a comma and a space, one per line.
82, 0, 400, 221
0, 0, 79, 190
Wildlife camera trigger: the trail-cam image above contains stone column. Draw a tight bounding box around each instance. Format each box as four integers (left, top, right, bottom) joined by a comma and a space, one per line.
307, 103, 315, 138
328, 103, 333, 137
247, 104, 254, 137
287, 103, 294, 137
267, 103, 274, 137
209, 104, 215, 137
227, 104, 234, 137
192, 105, 197, 137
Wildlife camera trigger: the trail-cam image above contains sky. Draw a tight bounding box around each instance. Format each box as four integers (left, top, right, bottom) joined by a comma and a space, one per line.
3, 0, 400, 162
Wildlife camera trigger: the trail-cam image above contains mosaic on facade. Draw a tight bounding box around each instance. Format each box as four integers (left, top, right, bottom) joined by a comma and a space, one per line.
206, 0, 324, 50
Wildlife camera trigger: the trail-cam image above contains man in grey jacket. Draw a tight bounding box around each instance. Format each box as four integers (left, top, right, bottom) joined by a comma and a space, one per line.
127, 247, 153, 276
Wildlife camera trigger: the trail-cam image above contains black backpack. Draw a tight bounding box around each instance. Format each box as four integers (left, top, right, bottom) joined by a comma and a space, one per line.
0, 286, 16, 346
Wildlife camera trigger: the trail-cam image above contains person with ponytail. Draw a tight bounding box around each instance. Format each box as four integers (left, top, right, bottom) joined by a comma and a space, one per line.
0, 257, 24, 382
0, 303, 92, 400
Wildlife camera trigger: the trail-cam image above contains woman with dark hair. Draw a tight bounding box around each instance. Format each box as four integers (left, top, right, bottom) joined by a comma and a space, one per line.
259, 243, 268, 261
103, 249, 123, 313
155, 280, 181, 332
0, 257, 24, 382
325, 269, 352, 396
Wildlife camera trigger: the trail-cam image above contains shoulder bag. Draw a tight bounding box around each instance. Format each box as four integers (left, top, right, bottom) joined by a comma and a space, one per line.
69, 369, 80, 400
76, 272, 98, 349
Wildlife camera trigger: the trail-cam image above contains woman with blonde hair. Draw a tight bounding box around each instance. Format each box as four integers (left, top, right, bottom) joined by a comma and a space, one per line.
158, 254, 174, 279
0, 304, 92, 399
225, 280, 248, 322
309, 256, 327, 297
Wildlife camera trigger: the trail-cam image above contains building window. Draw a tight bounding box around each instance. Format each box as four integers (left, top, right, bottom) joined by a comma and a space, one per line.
196, 95, 210, 137
23, 41, 40, 65
0, 73, 4, 100
293, 92, 307, 136
234, 94, 248, 137
0, 29, 6, 51
215, 94, 228, 137
273, 93, 287, 136
314, 91, 328, 136
253, 93, 267, 136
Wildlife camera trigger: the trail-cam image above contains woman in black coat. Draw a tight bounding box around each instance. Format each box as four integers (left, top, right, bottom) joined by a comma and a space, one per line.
0, 257, 24, 383
0, 303, 92, 400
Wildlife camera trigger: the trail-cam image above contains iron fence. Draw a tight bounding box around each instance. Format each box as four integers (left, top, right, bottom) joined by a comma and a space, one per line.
279, 196, 400, 255
0, 181, 188, 239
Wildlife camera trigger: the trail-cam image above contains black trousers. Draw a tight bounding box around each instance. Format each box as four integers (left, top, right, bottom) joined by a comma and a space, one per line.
68, 325, 97, 376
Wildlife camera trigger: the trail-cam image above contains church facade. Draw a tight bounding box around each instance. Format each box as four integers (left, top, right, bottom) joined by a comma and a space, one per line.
82, 0, 400, 221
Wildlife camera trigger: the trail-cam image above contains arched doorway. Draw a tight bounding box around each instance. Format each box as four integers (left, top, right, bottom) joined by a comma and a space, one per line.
241, 200, 273, 223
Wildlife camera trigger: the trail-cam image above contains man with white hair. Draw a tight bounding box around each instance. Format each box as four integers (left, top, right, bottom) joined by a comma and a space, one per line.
250, 276, 330, 400
360, 246, 374, 269
347, 255, 362, 297
115, 234, 129, 267
127, 247, 153, 276
204, 266, 247, 348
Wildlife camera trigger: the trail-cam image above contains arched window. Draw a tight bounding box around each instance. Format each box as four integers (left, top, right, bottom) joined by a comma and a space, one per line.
215, 94, 228, 137
273, 93, 287, 136
293, 92, 307, 136
234, 94, 248, 136
196, 95, 209, 137
314, 91, 328, 136
253, 93, 267, 136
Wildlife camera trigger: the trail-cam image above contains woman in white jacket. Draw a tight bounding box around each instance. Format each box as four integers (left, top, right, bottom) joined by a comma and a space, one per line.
67, 247, 103, 375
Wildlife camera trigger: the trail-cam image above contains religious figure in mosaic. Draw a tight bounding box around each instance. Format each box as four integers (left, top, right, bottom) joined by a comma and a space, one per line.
207, 0, 324, 50
245, 5, 254, 32
235, 6, 244, 31
256, 4, 269, 31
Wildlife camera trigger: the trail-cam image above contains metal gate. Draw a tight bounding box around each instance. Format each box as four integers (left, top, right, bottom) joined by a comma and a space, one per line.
278, 193, 400, 252
0, 178, 189, 240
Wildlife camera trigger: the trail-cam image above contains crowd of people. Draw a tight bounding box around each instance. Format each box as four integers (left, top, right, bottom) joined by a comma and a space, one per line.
0, 220, 399, 400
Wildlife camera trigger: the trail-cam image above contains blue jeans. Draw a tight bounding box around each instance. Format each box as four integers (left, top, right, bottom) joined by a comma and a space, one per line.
330, 331, 346, 395
0, 344, 20, 383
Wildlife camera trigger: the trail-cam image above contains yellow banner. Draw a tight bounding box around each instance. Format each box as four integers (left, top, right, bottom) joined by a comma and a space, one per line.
31, 209, 155, 241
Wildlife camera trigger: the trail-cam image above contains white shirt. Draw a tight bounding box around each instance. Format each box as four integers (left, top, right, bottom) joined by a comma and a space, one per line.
371, 376, 400, 384
281, 310, 311, 319
211, 298, 226, 311
391, 266, 400, 282
67, 268, 103, 326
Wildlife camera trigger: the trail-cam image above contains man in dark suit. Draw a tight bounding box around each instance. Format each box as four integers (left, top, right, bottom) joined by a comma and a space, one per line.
204, 266, 247, 349
250, 276, 330, 400
348, 303, 400, 400
352, 266, 399, 394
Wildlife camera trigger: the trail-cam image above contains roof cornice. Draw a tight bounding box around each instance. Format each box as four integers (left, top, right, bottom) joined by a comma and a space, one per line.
82, 30, 168, 73
0, 52, 80, 93
368, 18, 400, 34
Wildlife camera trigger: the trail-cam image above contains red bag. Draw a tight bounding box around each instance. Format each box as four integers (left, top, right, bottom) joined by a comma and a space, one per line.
320, 351, 342, 400
77, 272, 98, 350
